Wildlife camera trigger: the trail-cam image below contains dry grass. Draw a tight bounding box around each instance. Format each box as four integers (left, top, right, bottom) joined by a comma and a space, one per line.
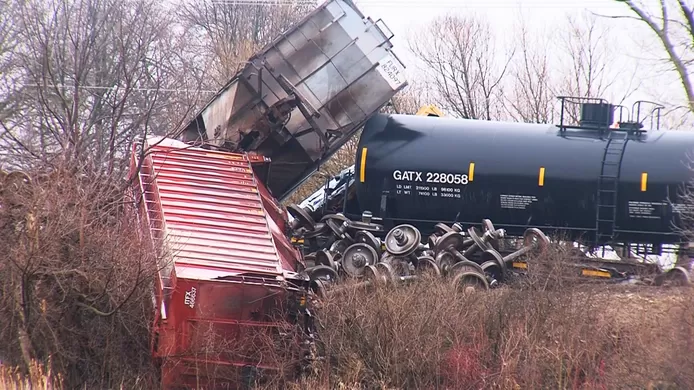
0, 360, 63, 389
284, 282, 694, 389
274, 247, 694, 390
4, 244, 694, 389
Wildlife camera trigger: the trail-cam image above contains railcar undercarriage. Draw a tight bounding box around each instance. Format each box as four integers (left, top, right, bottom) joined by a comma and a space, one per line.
287, 204, 692, 295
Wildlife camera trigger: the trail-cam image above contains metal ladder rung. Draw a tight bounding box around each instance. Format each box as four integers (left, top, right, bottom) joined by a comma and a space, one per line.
595, 132, 629, 244
599, 175, 618, 180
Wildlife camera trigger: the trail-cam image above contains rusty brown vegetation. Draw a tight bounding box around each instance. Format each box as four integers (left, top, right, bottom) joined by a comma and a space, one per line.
131, 257, 690, 390
131, 239, 694, 390
277, 246, 694, 390
0, 164, 161, 389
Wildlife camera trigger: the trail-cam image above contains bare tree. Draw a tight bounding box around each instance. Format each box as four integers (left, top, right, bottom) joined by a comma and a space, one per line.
0, 0, 21, 158
0, 164, 160, 388
500, 16, 555, 124
409, 15, 514, 120
178, 0, 313, 86
553, 12, 640, 124
385, 81, 432, 115
2, 0, 205, 177
611, 0, 694, 114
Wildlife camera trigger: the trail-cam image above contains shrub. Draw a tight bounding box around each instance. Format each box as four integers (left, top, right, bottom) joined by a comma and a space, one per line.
0, 165, 159, 388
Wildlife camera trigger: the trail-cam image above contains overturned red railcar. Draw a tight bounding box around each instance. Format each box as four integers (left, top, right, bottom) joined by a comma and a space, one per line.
129, 137, 311, 389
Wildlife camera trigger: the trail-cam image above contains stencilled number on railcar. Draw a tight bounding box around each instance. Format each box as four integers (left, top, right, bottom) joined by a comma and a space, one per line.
426, 172, 469, 185
377, 56, 406, 89
392, 170, 469, 185
184, 287, 197, 309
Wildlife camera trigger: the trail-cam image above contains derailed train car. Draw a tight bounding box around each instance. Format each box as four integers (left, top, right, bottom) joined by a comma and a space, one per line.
179, 0, 408, 202
129, 137, 313, 388
321, 99, 694, 253
284, 98, 694, 288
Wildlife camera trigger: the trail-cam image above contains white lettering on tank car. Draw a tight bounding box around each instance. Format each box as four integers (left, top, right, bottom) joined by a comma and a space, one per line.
393, 170, 422, 182
500, 194, 538, 210
392, 170, 469, 185
627, 201, 666, 220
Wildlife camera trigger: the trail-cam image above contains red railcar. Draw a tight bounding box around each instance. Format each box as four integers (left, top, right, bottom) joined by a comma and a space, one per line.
129, 137, 310, 389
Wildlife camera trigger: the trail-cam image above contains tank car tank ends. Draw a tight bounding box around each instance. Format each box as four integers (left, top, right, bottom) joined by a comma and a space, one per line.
353, 98, 694, 252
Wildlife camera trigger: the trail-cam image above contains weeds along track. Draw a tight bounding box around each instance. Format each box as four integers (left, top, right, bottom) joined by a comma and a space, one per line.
289, 272, 694, 390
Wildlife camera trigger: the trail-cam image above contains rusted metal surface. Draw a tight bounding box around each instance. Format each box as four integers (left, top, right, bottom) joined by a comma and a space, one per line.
180, 0, 408, 201
129, 137, 308, 389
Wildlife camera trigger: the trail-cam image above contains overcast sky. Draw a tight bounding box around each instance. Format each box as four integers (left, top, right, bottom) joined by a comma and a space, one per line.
350, 0, 690, 124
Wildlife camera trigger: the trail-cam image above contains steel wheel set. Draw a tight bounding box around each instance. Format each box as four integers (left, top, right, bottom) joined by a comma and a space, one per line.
287, 204, 551, 298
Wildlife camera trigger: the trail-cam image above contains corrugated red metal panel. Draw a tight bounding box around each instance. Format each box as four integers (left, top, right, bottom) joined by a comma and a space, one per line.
139, 138, 299, 281
130, 138, 310, 389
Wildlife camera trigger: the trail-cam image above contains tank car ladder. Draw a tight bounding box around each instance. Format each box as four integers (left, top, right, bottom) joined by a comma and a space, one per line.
595, 131, 629, 244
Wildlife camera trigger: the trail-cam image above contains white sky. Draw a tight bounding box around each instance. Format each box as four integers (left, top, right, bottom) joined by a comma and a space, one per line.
351, 0, 691, 123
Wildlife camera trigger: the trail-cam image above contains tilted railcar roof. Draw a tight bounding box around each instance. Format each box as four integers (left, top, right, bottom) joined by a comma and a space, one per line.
135, 137, 296, 281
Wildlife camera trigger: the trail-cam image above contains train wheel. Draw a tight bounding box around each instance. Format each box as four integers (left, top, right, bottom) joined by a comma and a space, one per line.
314, 249, 338, 272
384, 224, 421, 256
287, 204, 316, 231
448, 259, 485, 278
309, 279, 327, 299
375, 262, 397, 285
480, 249, 506, 275
451, 269, 489, 293
523, 228, 550, 254
415, 255, 441, 277
342, 243, 378, 278
434, 223, 453, 235
329, 239, 350, 255
305, 265, 339, 284
355, 230, 382, 258
427, 234, 438, 250
435, 251, 456, 275
363, 264, 385, 285
654, 266, 691, 287
481, 260, 503, 287
435, 231, 466, 253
